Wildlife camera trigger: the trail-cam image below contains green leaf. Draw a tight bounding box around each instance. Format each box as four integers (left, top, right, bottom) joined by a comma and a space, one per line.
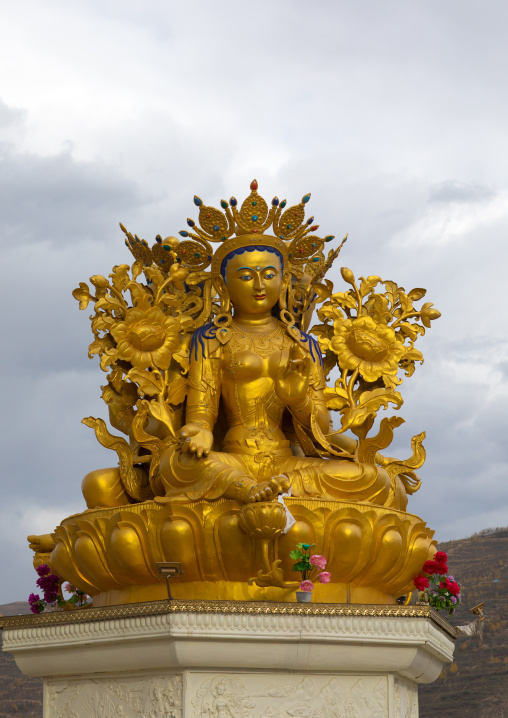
289, 550, 303, 560
293, 560, 311, 572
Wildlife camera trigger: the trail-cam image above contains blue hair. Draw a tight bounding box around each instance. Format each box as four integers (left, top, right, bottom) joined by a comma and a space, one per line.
220, 245, 283, 279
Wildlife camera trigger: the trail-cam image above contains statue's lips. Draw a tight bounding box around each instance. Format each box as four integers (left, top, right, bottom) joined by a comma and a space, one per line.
253, 294, 266, 300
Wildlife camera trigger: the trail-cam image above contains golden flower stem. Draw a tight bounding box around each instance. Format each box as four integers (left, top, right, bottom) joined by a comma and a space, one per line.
391, 311, 419, 330
155, 277, 174, 305
351, 280, 363, 317
347, 368, 359, 407
106, 284, 128, 309
261, 540, 271, 574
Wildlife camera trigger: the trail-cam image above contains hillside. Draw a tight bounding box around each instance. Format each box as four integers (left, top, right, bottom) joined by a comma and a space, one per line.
0, 603, 42, 718
1, 528, 507, 718
419, 527, 508, 718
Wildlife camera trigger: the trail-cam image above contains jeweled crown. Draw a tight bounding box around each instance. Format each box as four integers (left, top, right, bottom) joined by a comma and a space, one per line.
122, 180, 343, 281
179, 179, 335, 273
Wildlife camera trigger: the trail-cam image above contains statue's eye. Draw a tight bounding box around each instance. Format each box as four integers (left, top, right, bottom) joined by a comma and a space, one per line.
264, 273, 275, 280
240, 275, 252, 281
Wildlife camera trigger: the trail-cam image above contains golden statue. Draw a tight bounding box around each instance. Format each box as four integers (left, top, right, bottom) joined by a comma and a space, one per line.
35, 180, 441, 605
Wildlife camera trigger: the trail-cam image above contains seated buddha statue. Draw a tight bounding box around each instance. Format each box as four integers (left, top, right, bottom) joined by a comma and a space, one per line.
156, 243, 404, 508
81, 182, 415, 512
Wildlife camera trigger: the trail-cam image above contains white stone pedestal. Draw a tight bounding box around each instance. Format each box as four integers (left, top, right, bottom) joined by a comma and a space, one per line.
1, 600, 456, 717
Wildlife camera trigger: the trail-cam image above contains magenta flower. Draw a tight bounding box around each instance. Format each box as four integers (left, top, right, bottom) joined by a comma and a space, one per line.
309, 555, 327, 569
317, 571, 331, 583
299, 580, 314, 592
36, 564, 51, 577
28, 593, 44, 614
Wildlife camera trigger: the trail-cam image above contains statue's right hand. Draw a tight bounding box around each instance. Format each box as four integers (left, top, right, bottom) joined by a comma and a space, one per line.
179, 424, 214, 459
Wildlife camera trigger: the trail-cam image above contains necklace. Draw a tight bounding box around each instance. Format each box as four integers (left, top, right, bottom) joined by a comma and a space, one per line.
229, 321, 287, 357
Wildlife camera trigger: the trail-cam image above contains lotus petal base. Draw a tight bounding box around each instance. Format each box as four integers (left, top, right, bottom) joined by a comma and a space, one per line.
50, 497, 436, 606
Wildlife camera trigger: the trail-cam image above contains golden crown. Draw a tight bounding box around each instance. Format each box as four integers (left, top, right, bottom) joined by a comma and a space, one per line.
122, 180, 343, 282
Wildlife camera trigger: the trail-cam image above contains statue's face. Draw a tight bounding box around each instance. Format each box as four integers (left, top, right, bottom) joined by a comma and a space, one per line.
224, 249, 283, 315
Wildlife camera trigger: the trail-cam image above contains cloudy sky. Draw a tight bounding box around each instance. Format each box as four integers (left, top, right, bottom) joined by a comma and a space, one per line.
1, 0, 507, 604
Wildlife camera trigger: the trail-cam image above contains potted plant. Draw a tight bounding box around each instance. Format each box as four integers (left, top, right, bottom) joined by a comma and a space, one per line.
290, 543, 331, 602
28, 564, 91, 613
413, 551, 462, 615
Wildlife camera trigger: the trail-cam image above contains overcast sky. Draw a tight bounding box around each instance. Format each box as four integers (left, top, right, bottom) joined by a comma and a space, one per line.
1, 0, 507, 604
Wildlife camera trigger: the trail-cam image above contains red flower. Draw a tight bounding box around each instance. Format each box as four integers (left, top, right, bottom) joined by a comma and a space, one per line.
436, 563, 448, 575
422, 560, 440, 575
414, 574, 429, 590
434, 551, 448, 563
449, 581, 460, 596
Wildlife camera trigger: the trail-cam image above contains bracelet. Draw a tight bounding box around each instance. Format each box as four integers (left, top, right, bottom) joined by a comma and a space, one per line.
289, 397, 312, 416
231, 476, 255, 502
187, 419, 212, 430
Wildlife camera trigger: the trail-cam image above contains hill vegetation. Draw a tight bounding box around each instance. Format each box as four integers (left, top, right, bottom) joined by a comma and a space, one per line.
419, 527, 508, 718
0, 603, 42, 718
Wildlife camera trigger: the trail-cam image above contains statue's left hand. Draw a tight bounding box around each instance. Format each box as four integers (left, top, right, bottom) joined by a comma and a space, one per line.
274, 345, 311, 408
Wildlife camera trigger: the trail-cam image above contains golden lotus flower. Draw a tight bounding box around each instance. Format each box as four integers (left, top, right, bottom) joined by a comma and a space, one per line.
238, 502, 287, 540
330, 316, 405, 382
111, 306, 180, 370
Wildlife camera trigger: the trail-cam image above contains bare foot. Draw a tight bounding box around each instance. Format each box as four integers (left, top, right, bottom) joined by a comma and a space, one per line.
247, 477, 287, 503
275, 475, 291, 494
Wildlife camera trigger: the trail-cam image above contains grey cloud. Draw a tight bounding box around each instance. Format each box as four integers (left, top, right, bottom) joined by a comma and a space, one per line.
0, 98, 26, 129
428, 180, 496, 204
0, 143, 151, 246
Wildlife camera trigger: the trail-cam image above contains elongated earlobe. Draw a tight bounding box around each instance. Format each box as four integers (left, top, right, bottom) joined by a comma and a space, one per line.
279, 270, 289, 311
219, 293, 231, 315
212, 276, 231, 314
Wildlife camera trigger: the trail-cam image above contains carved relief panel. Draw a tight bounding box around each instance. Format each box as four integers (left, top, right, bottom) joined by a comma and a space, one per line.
188, 673, 388, 718
46, 674, 182, 718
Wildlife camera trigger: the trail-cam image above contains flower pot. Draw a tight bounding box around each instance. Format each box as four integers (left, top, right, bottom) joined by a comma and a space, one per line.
296, 591, 312, 603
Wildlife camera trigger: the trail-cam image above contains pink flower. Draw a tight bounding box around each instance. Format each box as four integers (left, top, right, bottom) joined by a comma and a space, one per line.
64, 583, 74, 593
309, 555, 327, 569
299, 580, 314, 592
318, 571, 331, 584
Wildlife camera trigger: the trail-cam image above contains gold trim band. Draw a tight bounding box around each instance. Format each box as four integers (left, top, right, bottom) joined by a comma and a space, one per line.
0, 599, 457, 638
